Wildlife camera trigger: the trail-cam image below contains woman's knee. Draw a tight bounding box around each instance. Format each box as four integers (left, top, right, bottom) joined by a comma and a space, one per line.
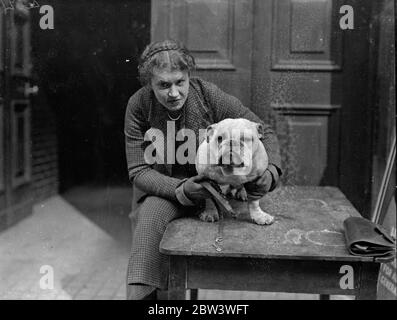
136, 196, 181, 233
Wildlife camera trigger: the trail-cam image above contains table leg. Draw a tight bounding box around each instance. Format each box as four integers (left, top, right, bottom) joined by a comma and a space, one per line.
168, 256, 187, 300
190, 289, 198, 300
356, 263, 380, 300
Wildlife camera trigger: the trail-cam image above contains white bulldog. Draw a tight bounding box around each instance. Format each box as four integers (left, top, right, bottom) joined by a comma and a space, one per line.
195, 118, 274, 225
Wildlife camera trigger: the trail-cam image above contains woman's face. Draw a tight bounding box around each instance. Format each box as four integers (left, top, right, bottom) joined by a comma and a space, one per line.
150, 68, 189, 112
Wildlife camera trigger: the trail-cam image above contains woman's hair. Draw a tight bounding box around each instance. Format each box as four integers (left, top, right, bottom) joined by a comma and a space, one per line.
138, 39, 196, 86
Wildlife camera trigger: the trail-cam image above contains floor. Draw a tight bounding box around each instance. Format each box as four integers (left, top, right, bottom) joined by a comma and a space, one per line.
0, 186, 352, 300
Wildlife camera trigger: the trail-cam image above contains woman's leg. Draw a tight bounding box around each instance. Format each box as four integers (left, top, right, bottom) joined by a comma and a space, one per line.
126, 196, 183, 300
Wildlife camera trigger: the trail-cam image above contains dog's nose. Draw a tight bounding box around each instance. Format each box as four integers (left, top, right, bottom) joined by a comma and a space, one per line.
231, 160, 245, 167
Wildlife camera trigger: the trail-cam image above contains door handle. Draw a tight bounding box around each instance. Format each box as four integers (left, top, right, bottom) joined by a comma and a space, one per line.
24, 83, 39, 97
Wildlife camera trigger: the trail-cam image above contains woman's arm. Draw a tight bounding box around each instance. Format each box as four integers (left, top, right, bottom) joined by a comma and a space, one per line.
124, 91, 182, 202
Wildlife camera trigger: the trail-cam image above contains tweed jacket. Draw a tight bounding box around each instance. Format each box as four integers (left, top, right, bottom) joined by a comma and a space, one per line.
124, 77, 282, 213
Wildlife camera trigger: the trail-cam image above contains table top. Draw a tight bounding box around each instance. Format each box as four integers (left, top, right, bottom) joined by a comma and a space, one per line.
160, 186, 374, 262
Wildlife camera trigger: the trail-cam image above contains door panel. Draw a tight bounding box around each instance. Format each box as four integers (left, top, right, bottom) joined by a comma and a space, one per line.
272, 104, 340, 185
11, 100, 31, 188
152, 0, 253, 107
271, 0, 343, 71
252, 0, 342, 186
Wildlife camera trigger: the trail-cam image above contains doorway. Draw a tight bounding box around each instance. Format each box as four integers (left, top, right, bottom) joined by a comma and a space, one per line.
36, 0, 151, 192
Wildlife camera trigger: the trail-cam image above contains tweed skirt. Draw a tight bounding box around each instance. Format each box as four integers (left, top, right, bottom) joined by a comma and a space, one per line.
126, 196, 197, 292
126, 187, 268, 297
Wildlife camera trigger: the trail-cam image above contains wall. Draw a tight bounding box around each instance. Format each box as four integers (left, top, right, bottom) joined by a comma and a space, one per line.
27, 8, 58, 203
31, 92, 59, 202
33, 0, 150, 191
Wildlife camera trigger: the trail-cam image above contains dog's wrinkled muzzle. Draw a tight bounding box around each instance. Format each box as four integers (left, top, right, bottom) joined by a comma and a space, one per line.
218, 151, 244, 167
218, 140, 245, 167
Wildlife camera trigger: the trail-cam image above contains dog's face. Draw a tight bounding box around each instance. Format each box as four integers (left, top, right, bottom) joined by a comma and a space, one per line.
206, 119, 263, 176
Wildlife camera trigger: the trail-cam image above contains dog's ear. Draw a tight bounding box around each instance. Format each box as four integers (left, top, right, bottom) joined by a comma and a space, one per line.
255, 123, 263, 139
206, 124, 216, 143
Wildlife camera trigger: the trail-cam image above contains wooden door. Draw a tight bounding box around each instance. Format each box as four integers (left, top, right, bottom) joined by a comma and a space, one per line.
251, 0, 373, 215
0, 3, 34, 230
151, 0, 341, 185
251, 0, 344, 186
151, 0, 373, 214
151, 0, 254, 108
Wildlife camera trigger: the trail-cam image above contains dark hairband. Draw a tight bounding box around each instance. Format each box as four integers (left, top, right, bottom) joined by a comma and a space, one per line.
142, 44, 187, 63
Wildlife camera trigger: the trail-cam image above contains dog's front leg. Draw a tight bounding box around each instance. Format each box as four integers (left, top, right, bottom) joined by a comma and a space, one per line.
248, 200, 274, 225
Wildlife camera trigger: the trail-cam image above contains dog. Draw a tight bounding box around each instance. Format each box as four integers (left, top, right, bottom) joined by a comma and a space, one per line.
195, 118, 274, 225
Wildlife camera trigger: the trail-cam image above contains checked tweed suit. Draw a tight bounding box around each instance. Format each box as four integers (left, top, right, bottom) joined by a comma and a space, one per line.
124, 77, 282, 297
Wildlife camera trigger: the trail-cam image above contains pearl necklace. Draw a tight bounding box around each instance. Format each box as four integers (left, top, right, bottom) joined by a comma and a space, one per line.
167, 111, 182, 121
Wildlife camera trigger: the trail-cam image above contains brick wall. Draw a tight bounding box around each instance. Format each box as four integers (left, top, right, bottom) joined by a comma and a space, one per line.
29, 4, 60, 204
31, 95, 59, 202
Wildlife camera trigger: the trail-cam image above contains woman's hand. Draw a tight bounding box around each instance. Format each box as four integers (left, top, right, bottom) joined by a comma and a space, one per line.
253, 164, 280, 193
183, 175, 212, 201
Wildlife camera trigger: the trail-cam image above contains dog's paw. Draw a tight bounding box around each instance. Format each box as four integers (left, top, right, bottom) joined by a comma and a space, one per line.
250, 208, 274, 225
199, 210, 219, 223
235, 187, 248, 201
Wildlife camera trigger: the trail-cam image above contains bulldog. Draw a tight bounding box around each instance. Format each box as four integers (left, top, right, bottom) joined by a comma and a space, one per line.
195, 118, 275, 225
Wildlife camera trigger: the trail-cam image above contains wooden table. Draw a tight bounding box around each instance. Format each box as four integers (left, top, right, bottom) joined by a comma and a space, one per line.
160, 186, 381, 300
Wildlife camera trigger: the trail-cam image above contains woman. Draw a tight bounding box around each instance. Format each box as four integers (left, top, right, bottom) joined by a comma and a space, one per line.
124, 39, 282, 299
